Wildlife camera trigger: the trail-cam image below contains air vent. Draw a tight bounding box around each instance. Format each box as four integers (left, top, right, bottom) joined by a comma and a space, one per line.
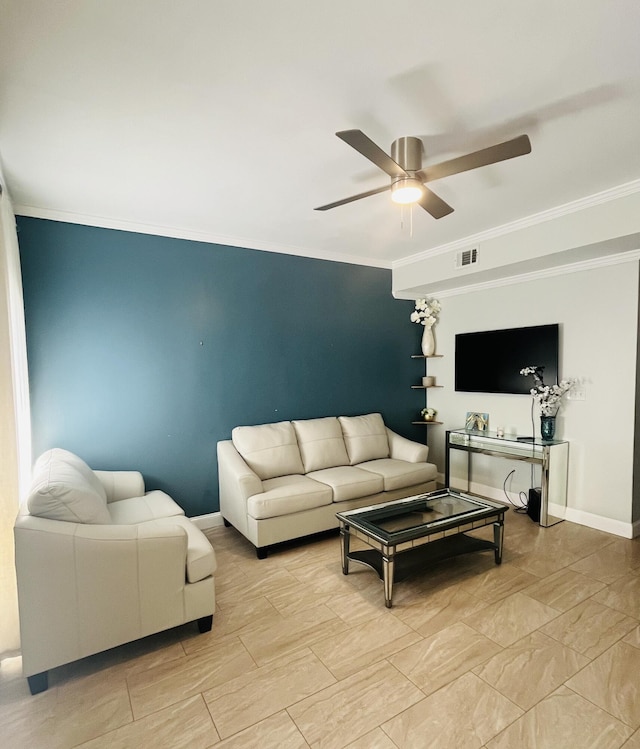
455, 247, 478, 269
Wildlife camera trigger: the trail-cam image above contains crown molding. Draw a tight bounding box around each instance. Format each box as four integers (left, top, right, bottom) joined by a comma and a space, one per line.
393, 178, 640, 269
13, 204, 392, 270
431, 249, 640, 299
14, 178, 640, 275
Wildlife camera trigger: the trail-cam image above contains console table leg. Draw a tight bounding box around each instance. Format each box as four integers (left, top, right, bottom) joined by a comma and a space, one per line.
444, 431, 451, 486
493, 521, 504, 564
382, 554, 395, 607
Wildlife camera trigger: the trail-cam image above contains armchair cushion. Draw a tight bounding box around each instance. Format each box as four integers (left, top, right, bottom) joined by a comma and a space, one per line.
27, 448, 110, 524
108, 490, 185, 524
338, 413, 390, 465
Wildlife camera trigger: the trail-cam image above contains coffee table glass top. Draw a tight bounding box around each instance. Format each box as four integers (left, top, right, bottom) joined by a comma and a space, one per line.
337, 489, 505, 545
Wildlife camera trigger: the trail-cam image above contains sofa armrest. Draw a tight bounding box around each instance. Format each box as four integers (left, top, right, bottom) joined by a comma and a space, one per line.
14, 515, 192, 677
217, 440, 263, 535
386, 428, 429, 463
217, 441, 263, 498
94, 470, 145, 503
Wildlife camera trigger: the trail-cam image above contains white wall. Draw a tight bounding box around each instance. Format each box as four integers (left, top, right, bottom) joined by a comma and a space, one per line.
393, 185, 640, 299
424, 259, 639, 535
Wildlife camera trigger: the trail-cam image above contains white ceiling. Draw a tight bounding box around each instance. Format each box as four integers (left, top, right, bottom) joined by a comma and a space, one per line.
1, 0, 640, 268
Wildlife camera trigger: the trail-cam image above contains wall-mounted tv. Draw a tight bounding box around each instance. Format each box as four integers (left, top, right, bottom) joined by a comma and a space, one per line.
455, 323, 559, 394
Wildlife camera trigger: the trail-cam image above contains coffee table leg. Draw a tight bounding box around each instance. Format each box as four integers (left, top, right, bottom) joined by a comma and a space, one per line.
340, 524, 350, 575
382, 553, 395, 607
493, 520, 504, 564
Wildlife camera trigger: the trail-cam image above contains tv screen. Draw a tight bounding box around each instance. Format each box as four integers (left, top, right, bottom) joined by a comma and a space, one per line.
455, 324, 559, 394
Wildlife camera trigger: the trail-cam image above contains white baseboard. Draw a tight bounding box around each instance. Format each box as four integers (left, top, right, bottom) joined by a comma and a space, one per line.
563, 507, 636, 539
439, 474, 636, 538
443, 477, 520, 508
191, 512, 224, 531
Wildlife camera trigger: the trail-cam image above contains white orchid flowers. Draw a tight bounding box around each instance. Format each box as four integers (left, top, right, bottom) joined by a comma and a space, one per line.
520, 366, 576, 416
411, 298, 441, 328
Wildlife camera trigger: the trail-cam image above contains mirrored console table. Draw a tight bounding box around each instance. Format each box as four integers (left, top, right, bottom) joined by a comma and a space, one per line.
444, 429, 569, 527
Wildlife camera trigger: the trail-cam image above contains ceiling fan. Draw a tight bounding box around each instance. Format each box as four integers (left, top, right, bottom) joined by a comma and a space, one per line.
315, 130, 531, 219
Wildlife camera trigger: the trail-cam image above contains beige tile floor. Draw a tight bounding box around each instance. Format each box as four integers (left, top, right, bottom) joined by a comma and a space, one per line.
2, 508, 640, 749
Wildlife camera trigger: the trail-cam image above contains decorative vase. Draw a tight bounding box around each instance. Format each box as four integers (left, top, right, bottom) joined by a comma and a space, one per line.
421, 325, 435, 356
540, 415, 556, 441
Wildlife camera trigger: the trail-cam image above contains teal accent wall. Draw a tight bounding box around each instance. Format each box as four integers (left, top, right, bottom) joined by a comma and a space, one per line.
18, 217, 423, 516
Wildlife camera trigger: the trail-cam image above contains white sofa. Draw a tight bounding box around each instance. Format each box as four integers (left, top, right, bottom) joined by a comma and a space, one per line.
218, 413, 438, 557
14, 448, 217, 694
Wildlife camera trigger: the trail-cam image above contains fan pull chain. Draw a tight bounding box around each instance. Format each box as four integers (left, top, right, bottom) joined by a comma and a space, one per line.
399, 205, 414, 237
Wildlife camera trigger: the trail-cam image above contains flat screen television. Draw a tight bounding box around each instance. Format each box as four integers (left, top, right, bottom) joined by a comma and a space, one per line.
455, 324, 559, 394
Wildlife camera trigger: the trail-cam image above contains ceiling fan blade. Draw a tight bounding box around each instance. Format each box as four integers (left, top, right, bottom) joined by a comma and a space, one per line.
314, 184, 391, 211
336, 129, 408, 179
419, 134, 531, 183
417, 187, 454, 219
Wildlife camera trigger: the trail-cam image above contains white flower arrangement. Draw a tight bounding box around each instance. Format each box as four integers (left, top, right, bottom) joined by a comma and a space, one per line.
520, 366, 575, 416
411, 298, 441, 328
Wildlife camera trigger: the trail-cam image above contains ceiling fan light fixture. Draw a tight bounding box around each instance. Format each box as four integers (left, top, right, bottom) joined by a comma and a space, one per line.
391, 178, 424, 205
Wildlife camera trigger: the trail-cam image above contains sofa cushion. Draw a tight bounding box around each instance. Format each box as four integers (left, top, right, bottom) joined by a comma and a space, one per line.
357, 458, 437, 492
27, 448, 111, 524
147, 516, 217, 583
338, 413, 390, 466
232, 421, 304, 480
292, 417, 350, 472
247, 475, 333, 520
307, 465, 384, 502
108, 490, 185, 524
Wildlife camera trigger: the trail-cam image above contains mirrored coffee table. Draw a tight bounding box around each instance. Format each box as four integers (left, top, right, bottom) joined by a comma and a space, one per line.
336, 489, 506, 607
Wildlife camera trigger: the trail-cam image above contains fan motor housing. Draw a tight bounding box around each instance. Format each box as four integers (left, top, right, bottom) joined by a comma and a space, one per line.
391, 136, 423, 172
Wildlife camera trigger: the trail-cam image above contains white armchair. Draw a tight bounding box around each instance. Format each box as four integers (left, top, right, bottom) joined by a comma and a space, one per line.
14, 448, 216, 694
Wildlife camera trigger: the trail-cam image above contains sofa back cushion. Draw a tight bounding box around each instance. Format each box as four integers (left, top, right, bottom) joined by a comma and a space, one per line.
338, 413, 390, 465
292, 417, 350, 472
27, 448, 111, 524
232, 421, 304, 480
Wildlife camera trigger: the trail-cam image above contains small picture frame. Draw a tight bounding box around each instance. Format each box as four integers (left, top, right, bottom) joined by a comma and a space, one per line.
465, 412, 489, 432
